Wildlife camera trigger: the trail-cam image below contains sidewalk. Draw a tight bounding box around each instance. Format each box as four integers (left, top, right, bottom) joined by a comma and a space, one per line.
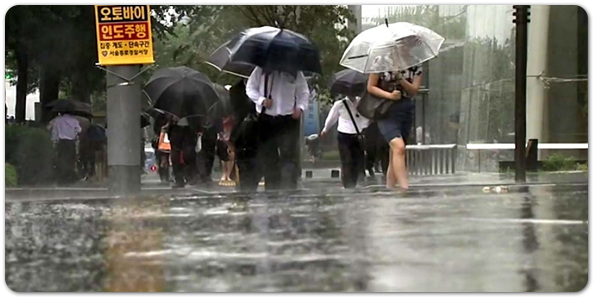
5, 170, 588, 201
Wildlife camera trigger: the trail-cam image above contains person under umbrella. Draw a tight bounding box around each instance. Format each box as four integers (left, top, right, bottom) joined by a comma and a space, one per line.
228, 79, 262, 192
79, 122, 108, 181
340, 21, 444, 191
367, 44, 424, 191
330, 69, 389, 179
319, 94, 370, 189
144, 66, 221, 188
167, 115, 199, 188
246, 66, 310, 191
146, 108, 175, 184
207, 25, 320, 190
196, 84, 230, 185
208, 84, 236, 186
47, 112, 82, 185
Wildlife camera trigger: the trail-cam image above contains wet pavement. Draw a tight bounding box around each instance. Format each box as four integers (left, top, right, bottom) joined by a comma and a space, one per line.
5, 171, 588, 201
4, 177, 588, 292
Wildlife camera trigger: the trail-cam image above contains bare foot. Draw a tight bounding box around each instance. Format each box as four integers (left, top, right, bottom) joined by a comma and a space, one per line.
386, 185, 409, 193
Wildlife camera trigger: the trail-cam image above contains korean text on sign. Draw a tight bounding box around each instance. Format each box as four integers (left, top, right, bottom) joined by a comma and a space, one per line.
94, 5, 154, 65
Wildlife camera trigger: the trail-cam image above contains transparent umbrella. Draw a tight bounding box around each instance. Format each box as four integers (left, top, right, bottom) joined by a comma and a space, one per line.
339, 22, 445, 73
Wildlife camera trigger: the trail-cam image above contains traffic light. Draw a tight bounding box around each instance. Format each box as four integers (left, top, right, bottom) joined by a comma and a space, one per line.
512, 5, 531, 24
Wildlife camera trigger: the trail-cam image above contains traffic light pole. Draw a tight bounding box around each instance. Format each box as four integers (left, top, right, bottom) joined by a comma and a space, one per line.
513, 5, 530, 183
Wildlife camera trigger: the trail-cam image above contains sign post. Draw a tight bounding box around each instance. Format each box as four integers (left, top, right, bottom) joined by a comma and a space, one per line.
94, 5, 154, 196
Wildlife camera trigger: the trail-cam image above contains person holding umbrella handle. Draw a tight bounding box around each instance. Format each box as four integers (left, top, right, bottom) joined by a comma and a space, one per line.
246, 67, 310, 190
368, 65, 423, 191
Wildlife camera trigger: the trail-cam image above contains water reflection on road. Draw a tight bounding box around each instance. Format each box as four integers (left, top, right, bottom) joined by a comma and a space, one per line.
5, 185, 588, 292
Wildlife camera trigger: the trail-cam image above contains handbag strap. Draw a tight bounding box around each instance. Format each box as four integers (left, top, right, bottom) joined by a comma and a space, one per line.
342, 99, 362, 137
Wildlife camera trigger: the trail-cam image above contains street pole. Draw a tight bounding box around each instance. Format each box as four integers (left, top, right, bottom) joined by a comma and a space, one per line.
513, 5, 530, 183
95, 5, 154, 196
106, 65, 142, 195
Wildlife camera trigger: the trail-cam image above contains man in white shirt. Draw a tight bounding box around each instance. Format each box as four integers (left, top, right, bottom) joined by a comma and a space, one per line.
47, 112, 82, 184
246, 66, 310, 190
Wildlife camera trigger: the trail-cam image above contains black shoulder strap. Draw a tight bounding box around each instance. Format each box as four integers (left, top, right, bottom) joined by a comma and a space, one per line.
262, 72, 270, 115
343, 99, 361, 137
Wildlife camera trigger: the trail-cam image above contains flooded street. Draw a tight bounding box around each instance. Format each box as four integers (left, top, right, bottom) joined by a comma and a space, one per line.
5, 184, 588, 292
5, 2, 588, 294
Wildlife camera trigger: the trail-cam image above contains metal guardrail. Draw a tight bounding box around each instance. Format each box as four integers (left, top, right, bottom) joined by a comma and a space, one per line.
465, 142, 588, 172
406, 144, 457, 175
466, 143, 588, 150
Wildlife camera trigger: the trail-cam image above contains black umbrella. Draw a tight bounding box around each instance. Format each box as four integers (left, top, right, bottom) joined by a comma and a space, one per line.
144, 66, 220, 128
329, 69, 368, 97
141, 112, 151, 128
46, 98, 92, 117
223, 26, 322, 77
205, 40, 255, 78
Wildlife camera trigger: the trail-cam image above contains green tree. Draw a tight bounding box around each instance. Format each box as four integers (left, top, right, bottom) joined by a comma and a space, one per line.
151, 5, 356, 103
5, 5, 194, 121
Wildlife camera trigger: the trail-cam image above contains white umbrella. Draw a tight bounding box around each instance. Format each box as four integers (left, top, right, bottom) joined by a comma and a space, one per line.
340, 22, 445, 73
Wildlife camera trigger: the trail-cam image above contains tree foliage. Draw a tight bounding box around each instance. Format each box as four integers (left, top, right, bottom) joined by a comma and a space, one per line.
5, 5, 193, 121
5, 5, 357, 120
151, 5, 356, 103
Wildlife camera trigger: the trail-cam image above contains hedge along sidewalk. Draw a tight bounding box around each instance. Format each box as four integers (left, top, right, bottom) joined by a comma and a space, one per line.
5, 125, 55, 186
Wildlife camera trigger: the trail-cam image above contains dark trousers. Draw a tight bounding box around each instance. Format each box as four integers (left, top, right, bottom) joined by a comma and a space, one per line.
259, 114, 300, 190
338, 132, 365, 188
79, 156, 95, 178
155, 150, 170, 182
56, 139, 77, 184
197, 127, 218, 182
364, 122, 389, 175
236, 155, 263, 192
79, 140, 96, 178
169, 126, 197, 185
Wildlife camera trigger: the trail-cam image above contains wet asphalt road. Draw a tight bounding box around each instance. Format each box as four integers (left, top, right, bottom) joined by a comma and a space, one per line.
4, 183, 588, 292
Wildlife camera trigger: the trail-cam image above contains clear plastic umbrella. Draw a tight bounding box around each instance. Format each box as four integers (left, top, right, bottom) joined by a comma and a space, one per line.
340, 22, 445, 73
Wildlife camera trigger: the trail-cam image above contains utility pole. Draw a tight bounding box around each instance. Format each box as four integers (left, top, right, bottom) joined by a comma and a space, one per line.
106, 66, 142, 195
95, 5, 155, 195
513, 5, 531, 182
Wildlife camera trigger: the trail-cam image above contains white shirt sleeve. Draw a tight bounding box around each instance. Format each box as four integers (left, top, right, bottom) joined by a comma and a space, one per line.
294, 71, 310, 112
321, 101, 340, 133
246, 67, 266, 106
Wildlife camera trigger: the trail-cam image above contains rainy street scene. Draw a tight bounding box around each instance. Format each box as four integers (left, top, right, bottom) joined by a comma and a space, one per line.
4, 4, 589, 293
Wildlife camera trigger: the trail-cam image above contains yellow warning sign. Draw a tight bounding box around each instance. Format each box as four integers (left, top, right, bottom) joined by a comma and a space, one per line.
94, 5, 154, 65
